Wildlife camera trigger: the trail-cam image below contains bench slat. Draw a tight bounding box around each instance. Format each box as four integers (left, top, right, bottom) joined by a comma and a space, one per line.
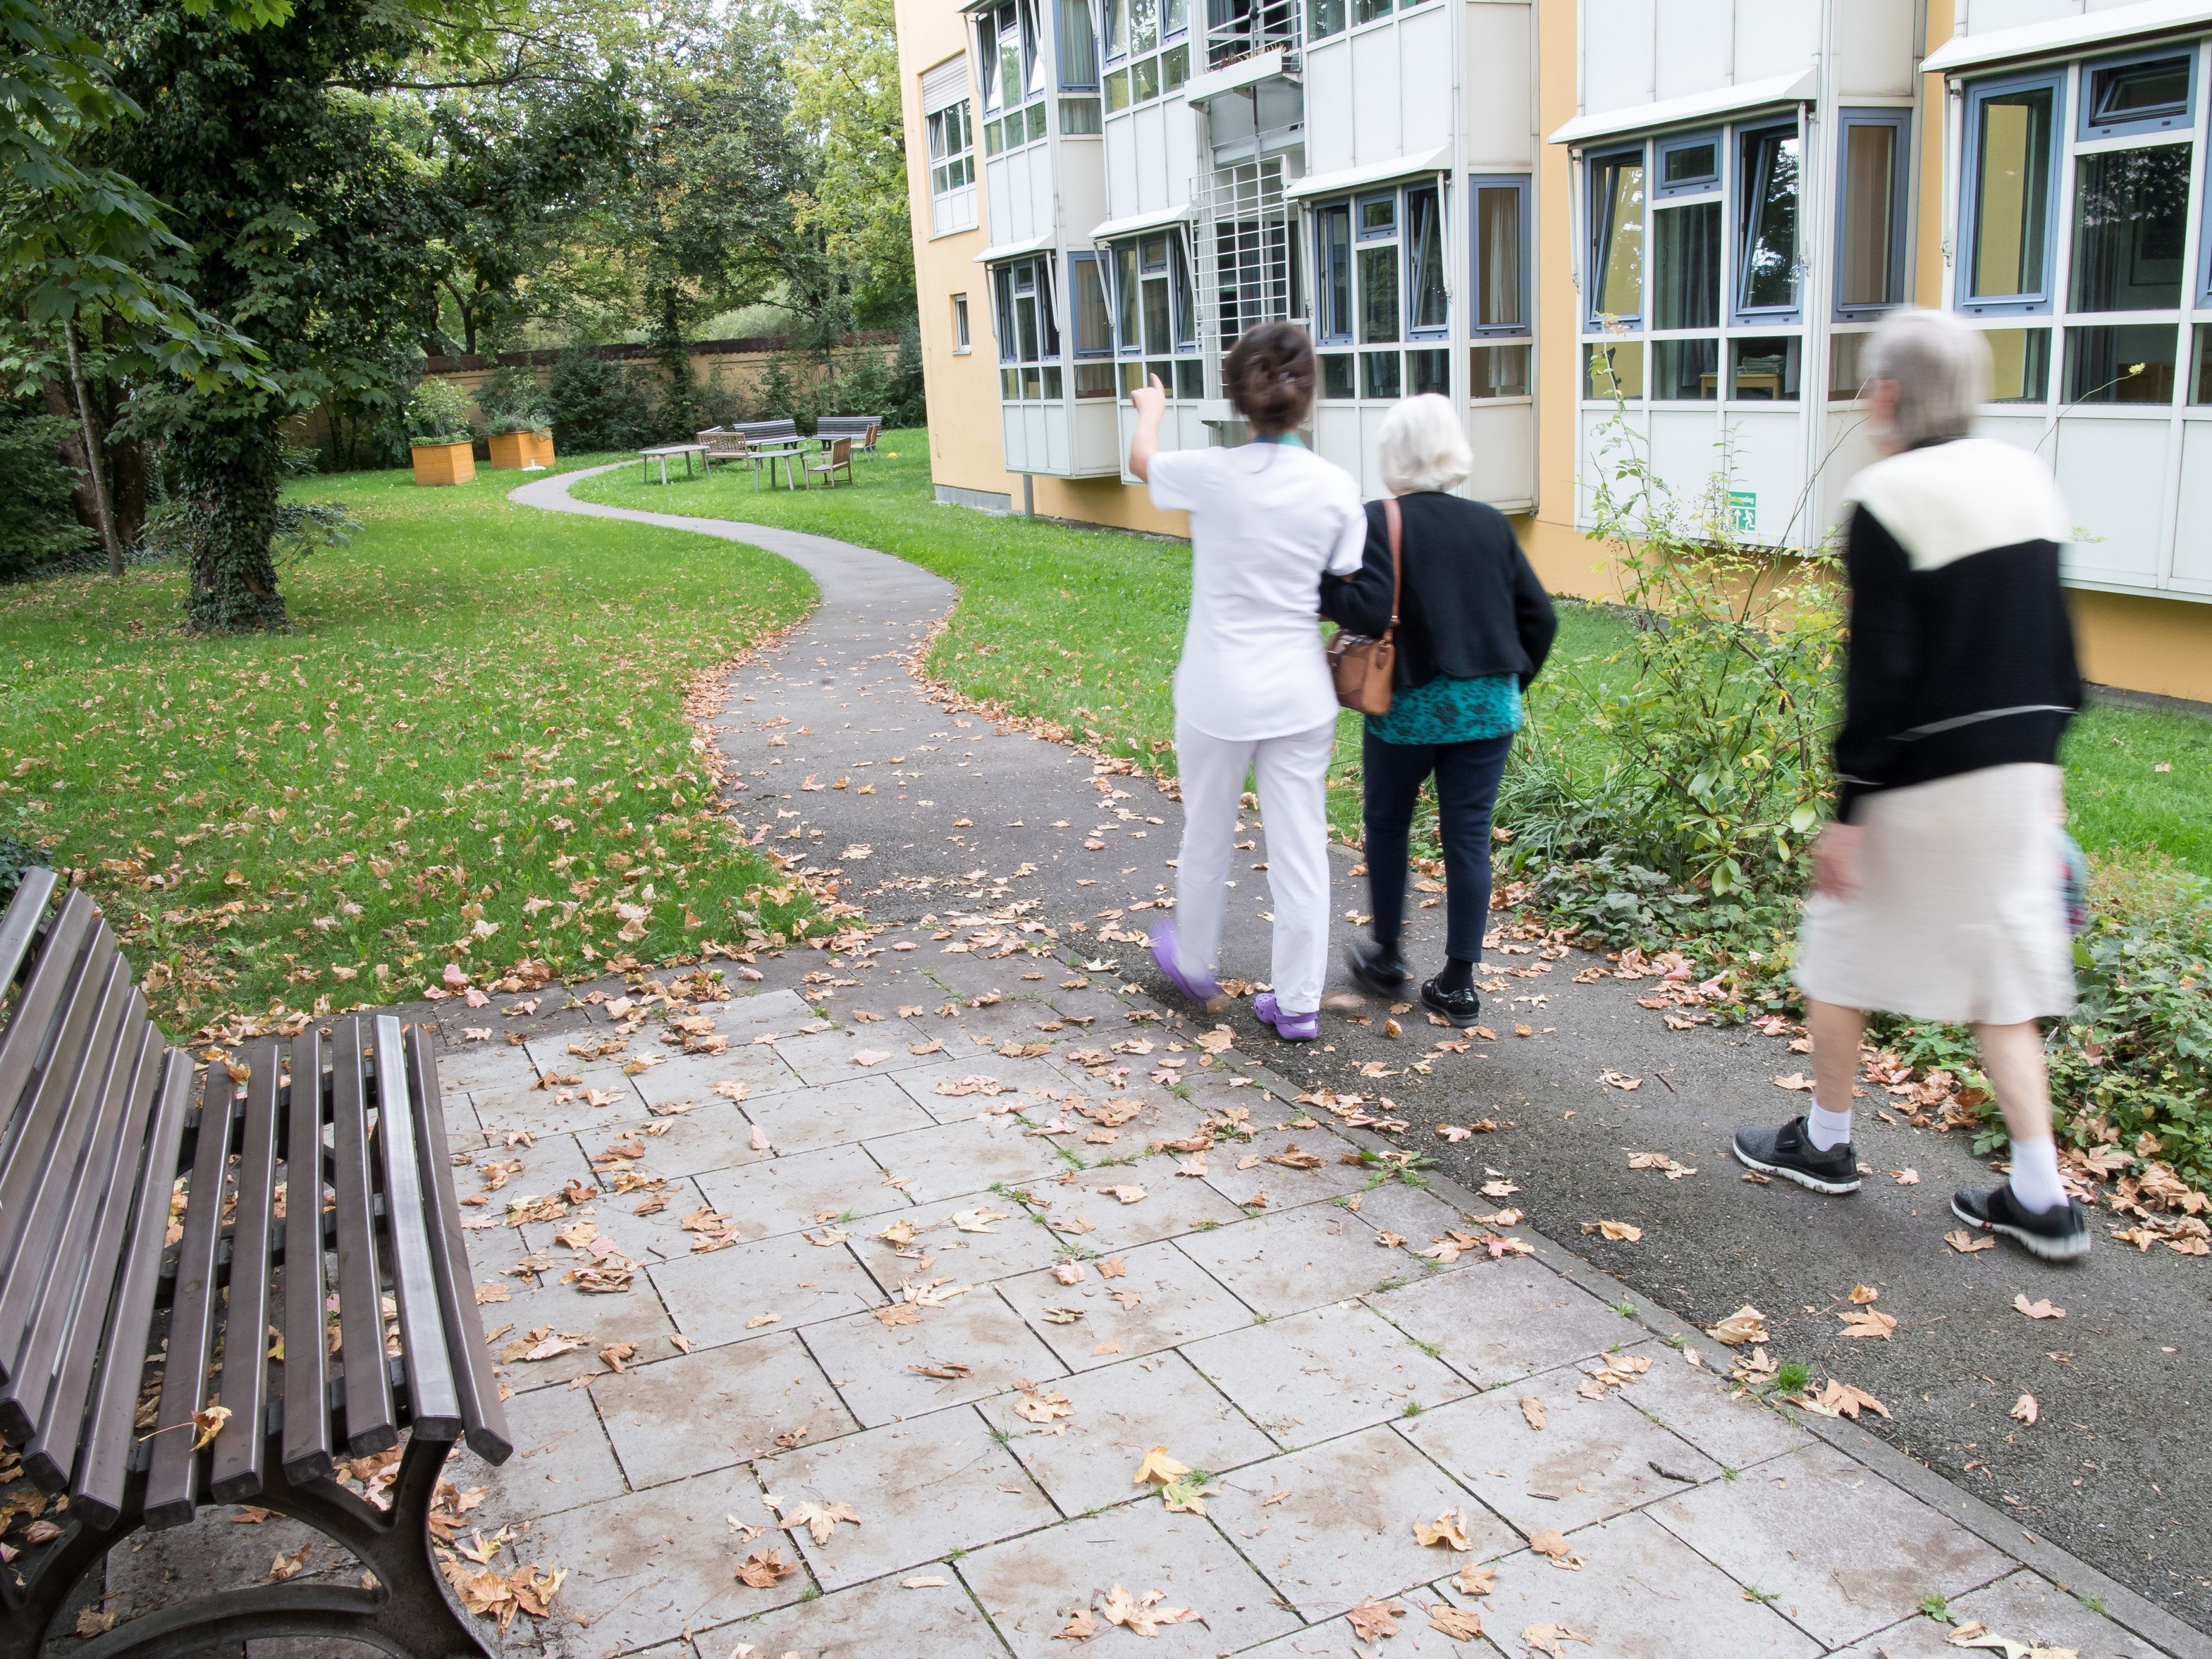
18, 1022, 163, 1490
331, 1017, 397, 1452
281, 1028, 334, 1482
72, 1048, 193, 1529
1, 1006, 154, 1450
371, 1015, 461, 1440
145, 1060, 236, 1529
0, 908, 114, 1296
0, 884, 89, 1179
0, 952, 134, 1392
405, 1028, 513, 1463
0, 866, 59, 1000
210, 1038, 283, 1500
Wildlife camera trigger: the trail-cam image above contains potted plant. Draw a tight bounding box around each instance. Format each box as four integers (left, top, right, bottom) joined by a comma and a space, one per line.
476, 365, 557, 470
407, 379, 476, 486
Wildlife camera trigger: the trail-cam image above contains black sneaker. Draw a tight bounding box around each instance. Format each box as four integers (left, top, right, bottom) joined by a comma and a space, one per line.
1951, 1184, 2091, 1263
1419, 976, 1481, 1027
1732, 1116, 1861, 1194
1345, 936, 1410, 998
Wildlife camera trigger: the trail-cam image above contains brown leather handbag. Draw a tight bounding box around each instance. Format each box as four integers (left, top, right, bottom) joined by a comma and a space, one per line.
1327, 495, 1401, 716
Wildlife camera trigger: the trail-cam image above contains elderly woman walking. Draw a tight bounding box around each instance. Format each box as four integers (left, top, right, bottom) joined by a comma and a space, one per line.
1133, 323, 1368, 1039
1322, 394, 1556, 1025
1733, 308, 2090, 1260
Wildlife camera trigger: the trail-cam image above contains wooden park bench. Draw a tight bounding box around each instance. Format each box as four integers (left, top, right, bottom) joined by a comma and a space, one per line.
0, 868, 514, 1659
814, 415, 882, 458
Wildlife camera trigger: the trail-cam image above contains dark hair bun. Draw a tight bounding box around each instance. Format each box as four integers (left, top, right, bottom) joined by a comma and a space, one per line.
1222, 322, 1315, 435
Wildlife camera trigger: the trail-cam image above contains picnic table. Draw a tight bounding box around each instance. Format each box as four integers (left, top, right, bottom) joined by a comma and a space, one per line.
636, 442, 707, 484
746, 436, 833, 490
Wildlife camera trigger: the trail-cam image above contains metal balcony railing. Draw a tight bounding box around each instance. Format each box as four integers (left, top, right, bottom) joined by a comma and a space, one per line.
1204, 0, 1297, 68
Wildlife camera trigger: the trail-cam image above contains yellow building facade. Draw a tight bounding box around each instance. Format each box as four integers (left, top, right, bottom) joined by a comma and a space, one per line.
894, 0, 2212, 701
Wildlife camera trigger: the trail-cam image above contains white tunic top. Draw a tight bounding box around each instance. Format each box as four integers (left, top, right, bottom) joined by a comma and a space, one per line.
1147, 441, 1368, 741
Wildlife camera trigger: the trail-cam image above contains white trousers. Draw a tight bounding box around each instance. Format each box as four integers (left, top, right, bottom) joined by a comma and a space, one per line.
1172, 716, 1336, 1014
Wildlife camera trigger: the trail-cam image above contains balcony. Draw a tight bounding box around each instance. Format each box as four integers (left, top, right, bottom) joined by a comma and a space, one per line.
1206, 0, 1297, 69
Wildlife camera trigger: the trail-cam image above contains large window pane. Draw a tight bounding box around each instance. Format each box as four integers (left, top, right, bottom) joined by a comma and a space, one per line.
1359, 244, 1400, 343
1361, 350, 1402, 399
1131, 0, 1158, 53
1115, 246, 1141, 349
2065, 323, 2178, 404
1321, 354, 1355, 399
1105, 0, 1126, 55
1059, 0, 1098, 86
2069, 144, 2191, 312
2194, 325, 2212, 404
1354, 0, 1390, 22
1839, 121, 1900, 307
1590, 154, 1644, 319
1170, 235, 1198, 348
1319, 205, 1353, 341
1020, 0, 1046, 97
994, 267, 1015, 360
1311, 0, 1343, 35
1141, 273, 1170, 354
1652, 201, 1719, 329
1407, 186, 1447, 334
1737, 126, 1800, 312
1587, 339, 1643, 399
1175, 359, 1203, 398
1985, 328, 2051, 402
1409, 348, 1449, 397
1474, 184, 1524, 329
1072, 258, 1112, 354
1132, 54, 1159, 100
1830, 331, 1868, 397
1970, 87, 2053, 300
1469, 343, 1530, 397
1731, 336, 1800, 400
1652, 338, 1718, 400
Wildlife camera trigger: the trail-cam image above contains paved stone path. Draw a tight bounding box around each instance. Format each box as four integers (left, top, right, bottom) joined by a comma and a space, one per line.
346, 467, 2202, 1659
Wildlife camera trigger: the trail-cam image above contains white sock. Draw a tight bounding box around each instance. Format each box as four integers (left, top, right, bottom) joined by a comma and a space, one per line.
2008, 1136, 2067, 1214
1805, 1104, 1853, 1152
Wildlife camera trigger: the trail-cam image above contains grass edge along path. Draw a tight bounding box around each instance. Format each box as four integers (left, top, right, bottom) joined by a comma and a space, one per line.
0, 459, 840, 1031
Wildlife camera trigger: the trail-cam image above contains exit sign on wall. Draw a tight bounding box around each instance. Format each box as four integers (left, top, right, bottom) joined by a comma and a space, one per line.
1728, 490, 1756, 534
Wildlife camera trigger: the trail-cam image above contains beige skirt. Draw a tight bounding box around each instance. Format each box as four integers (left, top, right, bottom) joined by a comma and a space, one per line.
1795, 763, 2075, 1026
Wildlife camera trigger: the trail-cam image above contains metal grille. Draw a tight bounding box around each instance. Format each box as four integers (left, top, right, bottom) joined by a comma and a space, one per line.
1205, 0, 1298, 67
1195, 156, 1302, 391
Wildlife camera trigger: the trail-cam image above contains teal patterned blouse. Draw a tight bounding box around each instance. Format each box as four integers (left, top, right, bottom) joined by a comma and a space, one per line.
1366, 673, 1523, 746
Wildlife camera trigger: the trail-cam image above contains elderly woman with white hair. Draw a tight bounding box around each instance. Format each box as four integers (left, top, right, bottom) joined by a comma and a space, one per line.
1321, 393, 1556, 1026
1732, 307, 2091, 1262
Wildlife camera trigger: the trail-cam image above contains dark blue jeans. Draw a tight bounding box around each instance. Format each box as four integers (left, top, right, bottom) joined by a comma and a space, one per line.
1362, 729, 1514, 963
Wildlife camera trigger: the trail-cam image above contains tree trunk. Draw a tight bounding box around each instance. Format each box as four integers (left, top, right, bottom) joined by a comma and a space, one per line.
40, 377, 106, 546
63, 321, 124, 577
176, 414, 288, 633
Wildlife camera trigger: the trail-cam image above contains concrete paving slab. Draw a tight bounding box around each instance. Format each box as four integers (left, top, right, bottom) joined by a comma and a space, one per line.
593, 1333, 856, 1488
1183, 1299, 1473, 1449
471, 1074, 647, 1138
957, 1503, 1304, 1658
1206, 1424, 1512, 1620
701, 1567, 1012, 1659
691, 1141, 907, 1241
1232, 1600, 1493, 1656
648, 1234, 883, 1348
1203, 1128, 1374, 1209
774, 1023, 940, 1086
1000, 1237, 1253, 1370
740, 1073, 934, 1154
1178, 1203, 1424, 1317
972, 1348, 1277, 1517
1578, 1342, 1812, 1472
477, 1379, 628, 1521
1367, 1257, 1640, 1389
438, 1043, 543, 1096
893, 1051, 1075, 1123
1344, 1180, 1485, 1246
1040, 1170, 1249, 1252
767, 1406, 1059, 1590
631, 1043, 802, 1111
1437, 1511, 1822, 1658
847, 1192, 1068, 1295
582, 1102, 764, 1181
861, 1114, 1068, 1204
799, 1288, 1067, 1427
1648, 1441, 2015, 1649
1833, 1569, 2171, 1658
486, 1277, 683, 1393
1400, 1361, 1720, 1536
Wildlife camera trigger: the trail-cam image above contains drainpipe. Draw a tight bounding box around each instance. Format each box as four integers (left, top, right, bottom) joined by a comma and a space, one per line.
1022, 473, 1035, 515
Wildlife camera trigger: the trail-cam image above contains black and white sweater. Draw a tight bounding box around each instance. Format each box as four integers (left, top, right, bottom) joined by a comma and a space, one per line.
1833, 437, 2081, 822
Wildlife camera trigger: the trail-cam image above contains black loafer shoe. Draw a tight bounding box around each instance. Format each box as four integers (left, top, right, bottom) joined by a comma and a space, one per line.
1732, 1116, 1861, 1194
1345, 936, 1410, 998
1951, 1183, 2091, 1262
1419, 976, 1481, 1027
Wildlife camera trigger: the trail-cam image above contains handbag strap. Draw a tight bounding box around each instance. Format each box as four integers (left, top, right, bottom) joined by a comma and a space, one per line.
1381, 496, 1403, 631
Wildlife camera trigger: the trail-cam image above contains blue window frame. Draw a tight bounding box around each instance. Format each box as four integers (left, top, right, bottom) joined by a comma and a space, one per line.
1733, 120, 1802, 323
1654, 131, 1720, 199
1586, 146, 1646, 326
1957, 70, 2064, 315
1834, 108, 1911, 320
1316, 202, 1354, 343
2079, 46, 2195, 141
1468, 174, 1530, 337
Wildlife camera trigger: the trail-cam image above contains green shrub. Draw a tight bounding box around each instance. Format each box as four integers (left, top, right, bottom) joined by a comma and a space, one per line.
406, 378, 474, 445
0, 833, 41, 912
0, 406, 97, 581
475, 365, 552, 435
546, 346, 658, 451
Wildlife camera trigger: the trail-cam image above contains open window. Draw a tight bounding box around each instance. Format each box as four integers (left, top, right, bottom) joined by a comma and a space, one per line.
1734, 122, 1801, 321
1467, 174, 1530, 399
1108, 229, 1204, 398
1069, 253, 1116, 397
1834, 109, 1909, 319
1058, 0, 1102, 131
1959, 72, 2061, 314
992, 256, 1063, 400
2081, 47, 2194, 140
1587, 149, 1645, 326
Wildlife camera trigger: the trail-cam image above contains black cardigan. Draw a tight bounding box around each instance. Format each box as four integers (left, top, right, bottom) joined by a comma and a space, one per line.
1319, 492, 1558, 690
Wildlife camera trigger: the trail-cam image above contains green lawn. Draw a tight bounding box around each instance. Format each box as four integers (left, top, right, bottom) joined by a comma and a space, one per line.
0, 459, 817, 1027
574, 433, 2210, 873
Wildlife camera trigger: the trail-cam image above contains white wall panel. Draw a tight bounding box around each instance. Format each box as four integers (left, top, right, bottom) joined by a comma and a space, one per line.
1734, 0, 1815, 84
1717, 411, 1805, 546
2171, 424, 2212, 592
1166, 97, 1200, 203
1818, 412, 1886, 536
987, 157, 1017, 242
1578, 408, 1643, 527
1029, 149, 1055, 237
1584, 0, 1655, 116
1965, 0, 2080, 30
2056, 418, 2167, 587
1401, 6, 1454, 157
1463, 2, 1533, 167
1314, 406, 1364, 481
1465, 403, 1534, 507
1002, 404, 1026, 471
1352, 29, 1404, 162
1105, 119, 1139, 217
1647, 407, 1722, 515
1307, 41, 1357, 173
1045, 403, 1070, 474
1834, 0, 1915, 97
1135, 106, 1169, 206
1653, 0, 1729, 102
1060, 142, 1108, 241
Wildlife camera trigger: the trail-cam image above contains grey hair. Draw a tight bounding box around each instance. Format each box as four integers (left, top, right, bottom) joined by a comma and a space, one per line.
1861, 307, 1990, 447
1376, 394, 1472, 494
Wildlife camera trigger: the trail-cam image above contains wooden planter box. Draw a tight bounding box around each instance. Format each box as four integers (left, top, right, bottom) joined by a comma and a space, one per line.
411, 441, 476, 486
487, 428, 556, 470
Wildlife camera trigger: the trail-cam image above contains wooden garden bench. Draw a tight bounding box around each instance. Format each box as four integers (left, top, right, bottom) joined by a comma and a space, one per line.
0, 868, 514, 1659
814, 415, 882, 458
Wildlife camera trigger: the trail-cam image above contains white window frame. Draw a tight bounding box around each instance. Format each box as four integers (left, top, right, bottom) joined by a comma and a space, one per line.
924, 72, 978, 238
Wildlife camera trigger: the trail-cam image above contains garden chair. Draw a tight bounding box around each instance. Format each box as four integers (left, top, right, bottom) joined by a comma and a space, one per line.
805, 437, 855, 489
697, 427, 767, 489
